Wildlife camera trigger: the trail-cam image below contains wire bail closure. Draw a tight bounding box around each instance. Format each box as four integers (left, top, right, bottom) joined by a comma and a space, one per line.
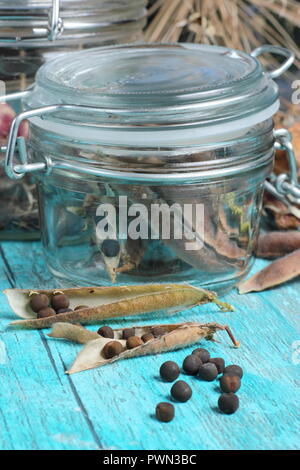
251, 45, 295, 79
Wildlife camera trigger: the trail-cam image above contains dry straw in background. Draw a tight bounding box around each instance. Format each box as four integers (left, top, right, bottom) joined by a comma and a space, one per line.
145, 0, 300, 77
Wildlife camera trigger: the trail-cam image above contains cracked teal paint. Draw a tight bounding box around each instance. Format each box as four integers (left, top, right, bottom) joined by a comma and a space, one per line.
0, 241, 299, 450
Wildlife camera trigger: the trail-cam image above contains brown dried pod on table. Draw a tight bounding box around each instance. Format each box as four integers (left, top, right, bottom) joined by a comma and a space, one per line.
239, 249, 300, 294
4, 283, 234, 330
256, 231, 300, 259
47, 321, 239, 374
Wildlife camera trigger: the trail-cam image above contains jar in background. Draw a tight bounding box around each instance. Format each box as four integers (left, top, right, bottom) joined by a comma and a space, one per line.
0, 0, 146, 239
5, 43, 299, 292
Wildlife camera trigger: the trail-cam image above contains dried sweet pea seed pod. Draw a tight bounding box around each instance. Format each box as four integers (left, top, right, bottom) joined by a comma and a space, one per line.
47, 321, 239, 374
5, 284, 234, 329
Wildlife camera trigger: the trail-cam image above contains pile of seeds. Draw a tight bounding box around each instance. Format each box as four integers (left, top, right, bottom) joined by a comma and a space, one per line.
156, 347, 243, 422
98, 324, 166, 359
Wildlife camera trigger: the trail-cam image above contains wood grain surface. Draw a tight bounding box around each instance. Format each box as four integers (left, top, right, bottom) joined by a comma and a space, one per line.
0, 241, 299, 450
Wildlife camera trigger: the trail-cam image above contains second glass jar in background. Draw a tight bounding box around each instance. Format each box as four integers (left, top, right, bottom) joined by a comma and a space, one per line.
0, 0, 147, 239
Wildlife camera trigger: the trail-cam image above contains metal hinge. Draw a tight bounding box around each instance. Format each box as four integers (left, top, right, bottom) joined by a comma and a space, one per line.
265, 128, 300, 205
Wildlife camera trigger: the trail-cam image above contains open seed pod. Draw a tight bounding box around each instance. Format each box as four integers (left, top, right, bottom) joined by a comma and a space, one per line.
4, 283, 234, 329
47, 321, 239, 374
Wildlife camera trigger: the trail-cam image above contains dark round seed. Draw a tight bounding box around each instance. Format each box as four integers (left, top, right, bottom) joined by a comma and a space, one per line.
160, 361, 180, 382
171, 380, 192, 402
29, 294, 49, 313
151, 326, 166, 337
182, 354, 202, 375
220, 374, 241, 393
97, 326, 114, 338
74, 305, 89, 310
218, 393, 239, 414
141, 333, 154, 343
37, 307, 56, 319
51, 293, 70, 311
223, 364, 243, 379
198, 362, 218, 381
101, 239, 120, 257
126, 336, 143, 349
56, 308, 73, 314
209, 357, 225, 374
102, 341, 123, 359
156, 402, 175, 423
192, 347, 210, 363
122, 328, 136, 340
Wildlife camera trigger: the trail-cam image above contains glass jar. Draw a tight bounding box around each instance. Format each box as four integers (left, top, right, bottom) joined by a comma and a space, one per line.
5, 43, 300, 292
0, 0, 146, 93
0, 0, 146, 239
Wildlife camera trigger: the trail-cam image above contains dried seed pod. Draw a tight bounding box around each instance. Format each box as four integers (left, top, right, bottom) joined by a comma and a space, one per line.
48, 323, 99, 344
122, 328, 136, 340
141, 333, 154, 343
239, 249, 300, 293
37, 308, 56, 319
218, 393, 239, 414
209, 357, 225, 374
74, 305, 89, 310
7, 284, 234, 330
160, 361, 180, 382
126, 336, 143, 349
256, 231, 300, 259
57, 308, 73, 314
156, 402, 175, 423
171, 380, 192, 402
29, 293, 49, 313
58, 322, 239, 374
182, 355, 202, 375
97, 326, 114, 339
102, 341, 123, 359
51, 293, 70, 311
220, 374, 241, 393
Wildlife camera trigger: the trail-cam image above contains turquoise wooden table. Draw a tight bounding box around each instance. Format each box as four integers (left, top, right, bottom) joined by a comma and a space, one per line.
0, 240, 299, 450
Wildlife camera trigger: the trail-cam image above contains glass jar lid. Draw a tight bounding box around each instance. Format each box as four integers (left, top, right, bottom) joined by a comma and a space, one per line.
23, 42, 290, 145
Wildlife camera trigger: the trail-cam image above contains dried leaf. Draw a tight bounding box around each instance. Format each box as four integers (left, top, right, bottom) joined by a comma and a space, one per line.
53, 321, 239, 374
256, 231, 300, 259
4, 283, 234, 330
239, 249, 300, 293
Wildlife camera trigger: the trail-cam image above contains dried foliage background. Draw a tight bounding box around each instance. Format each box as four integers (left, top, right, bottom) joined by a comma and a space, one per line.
145, 0, 300, 77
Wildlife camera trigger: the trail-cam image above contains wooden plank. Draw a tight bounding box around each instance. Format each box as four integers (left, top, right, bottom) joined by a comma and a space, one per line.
0, 240, 299, 450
